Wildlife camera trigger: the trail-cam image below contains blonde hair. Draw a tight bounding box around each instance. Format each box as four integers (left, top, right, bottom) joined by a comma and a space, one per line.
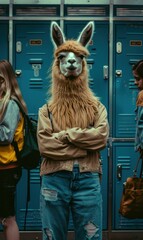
0, 60, 27, 121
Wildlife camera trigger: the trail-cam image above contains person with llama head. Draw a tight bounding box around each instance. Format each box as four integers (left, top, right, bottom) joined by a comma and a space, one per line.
37, 21, 109, 240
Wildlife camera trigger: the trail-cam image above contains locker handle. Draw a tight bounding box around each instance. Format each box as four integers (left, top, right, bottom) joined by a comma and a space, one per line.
117, 164, 122, 181
103, 65, 108, 80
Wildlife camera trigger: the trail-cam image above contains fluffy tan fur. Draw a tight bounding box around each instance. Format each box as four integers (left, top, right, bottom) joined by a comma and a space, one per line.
48, 40, 100, 130
54, 40, 89, 57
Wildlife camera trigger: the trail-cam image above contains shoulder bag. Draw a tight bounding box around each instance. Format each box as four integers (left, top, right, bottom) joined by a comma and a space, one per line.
119, 153, 143, 219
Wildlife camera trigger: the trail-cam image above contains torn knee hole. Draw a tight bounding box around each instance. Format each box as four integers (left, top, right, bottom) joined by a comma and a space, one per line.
84, 221, 98, 238
44, 228, 53, 240
42, 188, 58, 201
1, 218, 7, 226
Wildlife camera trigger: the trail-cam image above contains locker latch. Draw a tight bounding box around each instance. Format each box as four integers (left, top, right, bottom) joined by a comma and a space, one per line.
103, 65, 108, 79
117, 164, 122, 180
32, 64, 41, 77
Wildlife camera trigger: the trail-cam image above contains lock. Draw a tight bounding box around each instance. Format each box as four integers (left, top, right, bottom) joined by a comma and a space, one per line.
115, 70, 122, 77
117, 164, 122, 181
16, 41, 22, 53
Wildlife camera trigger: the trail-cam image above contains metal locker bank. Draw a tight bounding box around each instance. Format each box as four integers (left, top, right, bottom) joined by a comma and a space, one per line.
0, 0, 143, 239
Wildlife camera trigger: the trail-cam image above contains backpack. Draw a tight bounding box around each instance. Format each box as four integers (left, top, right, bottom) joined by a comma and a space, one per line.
11, 99, 41, 230
12, 99, 40, 170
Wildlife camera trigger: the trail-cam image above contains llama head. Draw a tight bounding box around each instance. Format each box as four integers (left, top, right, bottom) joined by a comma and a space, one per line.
50, 21, 94, 80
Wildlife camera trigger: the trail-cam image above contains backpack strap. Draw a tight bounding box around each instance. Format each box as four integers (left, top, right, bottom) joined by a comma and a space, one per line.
11, 98, 25, 163
11, 140, 21, 163
12, 98, 31, 231
133, 153, 143, 177
47, 105, 54, 131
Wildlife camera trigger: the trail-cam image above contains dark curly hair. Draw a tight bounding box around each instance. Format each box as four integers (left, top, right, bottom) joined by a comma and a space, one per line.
132, 60, 143, 78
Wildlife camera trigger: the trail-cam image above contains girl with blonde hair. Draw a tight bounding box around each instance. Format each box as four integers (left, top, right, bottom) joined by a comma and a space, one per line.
0, 60, 27, 240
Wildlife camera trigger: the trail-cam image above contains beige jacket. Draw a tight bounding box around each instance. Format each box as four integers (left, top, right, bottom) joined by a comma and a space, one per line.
37, 103, 109, 176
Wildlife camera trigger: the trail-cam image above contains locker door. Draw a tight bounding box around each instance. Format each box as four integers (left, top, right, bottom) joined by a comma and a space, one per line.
0, 22, 8, 59
113, 142, 143, 229
65, 21, 109, 230
114, 22, 143, 138
114, 22, 143, 230
14, 22, 53, 115
14, 21, 53, 230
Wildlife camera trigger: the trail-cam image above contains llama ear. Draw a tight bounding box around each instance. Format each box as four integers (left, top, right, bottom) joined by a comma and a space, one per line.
77, 21, 94, 47
51, 21, 65, 48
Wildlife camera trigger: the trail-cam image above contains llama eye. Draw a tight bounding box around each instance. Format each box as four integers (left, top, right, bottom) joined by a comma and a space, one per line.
58, 54, 65, 60
79, 55, 85, 60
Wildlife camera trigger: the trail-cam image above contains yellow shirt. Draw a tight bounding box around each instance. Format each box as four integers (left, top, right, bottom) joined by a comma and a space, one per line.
0, 102, 24, 166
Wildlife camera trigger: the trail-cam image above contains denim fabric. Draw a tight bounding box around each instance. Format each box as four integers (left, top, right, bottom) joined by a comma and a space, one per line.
40, 165, 102, 240
135, 106, 143, 150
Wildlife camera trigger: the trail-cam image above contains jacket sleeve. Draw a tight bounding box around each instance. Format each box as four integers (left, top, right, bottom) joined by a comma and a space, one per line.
59, 103, 109, 151
37, 106, 87, 160
0, 100, 20, 145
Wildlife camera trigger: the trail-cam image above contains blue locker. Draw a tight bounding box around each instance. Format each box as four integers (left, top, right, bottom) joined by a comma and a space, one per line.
14, 21, 54, 230
14, 22, 54, 115
114, 22, 143, 138
0, 22, 8, 59
16, 169, 41, 230
113, 142, 143, 229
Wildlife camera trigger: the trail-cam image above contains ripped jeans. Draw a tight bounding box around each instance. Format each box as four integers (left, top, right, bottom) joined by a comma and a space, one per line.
40, 165, 102, 240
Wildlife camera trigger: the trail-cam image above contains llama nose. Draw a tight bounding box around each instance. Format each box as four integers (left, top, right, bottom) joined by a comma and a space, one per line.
68, 59, 76, 64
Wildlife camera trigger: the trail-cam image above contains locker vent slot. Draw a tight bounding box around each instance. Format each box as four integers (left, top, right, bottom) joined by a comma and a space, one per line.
19, 209, 41, 229
116, 7, 143, 17
30, 169, 41, 184
67, 6, 107, 16
29, 78, 43, 89
129, 78, 138, 89
15, 7, 57, 16
117, 114, 136, 137
117, 156, 130, 170
119, 218, 143, 229
28, 114, 38, 120
0, 7, 8, 16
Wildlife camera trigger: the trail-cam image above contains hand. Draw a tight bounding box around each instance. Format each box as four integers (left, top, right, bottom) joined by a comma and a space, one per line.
54, 131, 69, 143
59, 133, 69, 143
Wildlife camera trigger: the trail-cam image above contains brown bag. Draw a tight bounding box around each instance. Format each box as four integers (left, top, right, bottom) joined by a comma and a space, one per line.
119, 154, 143, 219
